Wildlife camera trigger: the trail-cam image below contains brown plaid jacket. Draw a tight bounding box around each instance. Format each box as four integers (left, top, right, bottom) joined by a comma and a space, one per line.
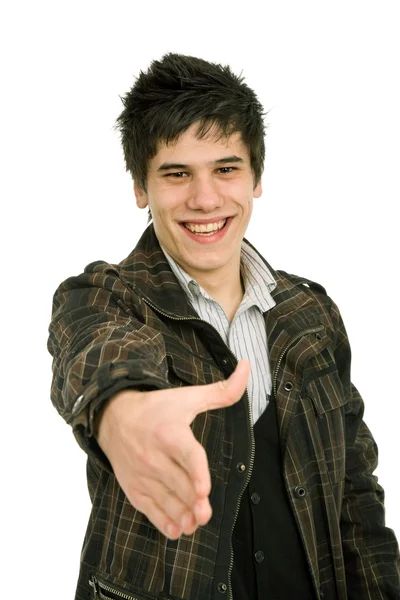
48, 224, 400, 600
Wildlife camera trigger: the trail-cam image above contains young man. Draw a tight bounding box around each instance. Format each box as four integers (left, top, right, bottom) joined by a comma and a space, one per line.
48, 53, 400, 600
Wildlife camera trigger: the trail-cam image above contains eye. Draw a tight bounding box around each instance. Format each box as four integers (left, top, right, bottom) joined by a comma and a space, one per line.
218, 167, 236, 173
165, 172, 188, 178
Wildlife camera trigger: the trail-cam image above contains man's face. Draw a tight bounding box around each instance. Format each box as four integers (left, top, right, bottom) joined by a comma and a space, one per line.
134, 122, 262, 283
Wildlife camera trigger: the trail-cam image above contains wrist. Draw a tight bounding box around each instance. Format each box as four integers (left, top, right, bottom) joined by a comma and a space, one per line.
95, 389, 143, 449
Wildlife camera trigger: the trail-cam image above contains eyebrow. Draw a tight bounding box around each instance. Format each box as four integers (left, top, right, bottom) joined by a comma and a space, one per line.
156, 155, 245, 172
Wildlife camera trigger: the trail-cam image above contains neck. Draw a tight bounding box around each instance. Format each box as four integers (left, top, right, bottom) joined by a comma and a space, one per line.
195, 267, 244, 323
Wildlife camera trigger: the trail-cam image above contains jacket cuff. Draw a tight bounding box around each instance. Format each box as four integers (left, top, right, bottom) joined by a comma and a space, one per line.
71, 375, 171, 472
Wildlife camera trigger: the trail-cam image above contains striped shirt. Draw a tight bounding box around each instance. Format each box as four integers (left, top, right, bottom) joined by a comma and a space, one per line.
161, 241, 277, 423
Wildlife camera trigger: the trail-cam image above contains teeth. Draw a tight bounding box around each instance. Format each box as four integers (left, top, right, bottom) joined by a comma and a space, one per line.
184, 219, 226, 234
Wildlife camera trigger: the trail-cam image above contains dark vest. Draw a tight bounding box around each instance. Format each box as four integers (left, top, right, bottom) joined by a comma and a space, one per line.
231, 398, 315, 599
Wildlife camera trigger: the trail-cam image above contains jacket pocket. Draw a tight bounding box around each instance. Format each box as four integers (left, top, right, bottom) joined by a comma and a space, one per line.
306, 370, 347, 483
89, 575, 153, 600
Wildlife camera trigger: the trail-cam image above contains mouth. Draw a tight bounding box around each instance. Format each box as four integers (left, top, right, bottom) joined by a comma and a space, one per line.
181, 218, 227, 237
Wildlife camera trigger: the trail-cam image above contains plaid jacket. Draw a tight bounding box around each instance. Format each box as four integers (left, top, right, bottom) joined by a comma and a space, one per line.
48, 224, 400, 600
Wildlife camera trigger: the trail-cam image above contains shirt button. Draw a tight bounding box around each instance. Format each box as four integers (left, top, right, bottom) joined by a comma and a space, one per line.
188, 281, 200, 295
251, 492, 261, 504
217, 582, 227, 594
221, 358, 229, 366
236, 462, 246, 473
254, 550, 265, 564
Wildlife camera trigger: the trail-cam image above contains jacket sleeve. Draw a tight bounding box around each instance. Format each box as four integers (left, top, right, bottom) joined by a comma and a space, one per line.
47, 261, 172, 470
330, 300, 400, 597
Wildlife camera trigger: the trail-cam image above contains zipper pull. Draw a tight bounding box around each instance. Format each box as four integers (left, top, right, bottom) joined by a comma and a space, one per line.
89, 575, 99, 597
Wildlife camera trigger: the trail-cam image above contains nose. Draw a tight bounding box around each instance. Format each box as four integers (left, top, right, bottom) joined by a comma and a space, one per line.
186, 174, 223, 212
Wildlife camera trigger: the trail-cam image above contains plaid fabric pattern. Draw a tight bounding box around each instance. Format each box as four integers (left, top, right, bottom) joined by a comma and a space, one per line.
48, 224, 400, 600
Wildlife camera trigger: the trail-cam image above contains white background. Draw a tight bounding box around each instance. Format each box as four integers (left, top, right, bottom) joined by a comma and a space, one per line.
1, 1, 399, 597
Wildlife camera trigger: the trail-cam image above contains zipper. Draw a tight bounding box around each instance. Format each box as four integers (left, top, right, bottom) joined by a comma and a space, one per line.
226, 385, 255, 600
89, 575, 98, 598
141, 296, 255, 600
89, 575, 140, 600
272, 324, 325, 400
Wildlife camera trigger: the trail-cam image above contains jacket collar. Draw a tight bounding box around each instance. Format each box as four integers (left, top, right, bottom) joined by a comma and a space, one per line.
119, 224, 326, 322
119, 223, 328, 359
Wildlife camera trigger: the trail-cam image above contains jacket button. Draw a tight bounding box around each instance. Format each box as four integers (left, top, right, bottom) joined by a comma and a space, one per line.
221, 358, 229, 366
251, 492, 261, 504
217, 582, 227, 594
254, 550, 265, 563
294, 485, 308, 498
284, 381, 293, 391
236, 462, 246, 473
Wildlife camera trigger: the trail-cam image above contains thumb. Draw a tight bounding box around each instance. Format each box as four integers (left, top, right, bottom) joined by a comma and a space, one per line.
190, 359, 251, 418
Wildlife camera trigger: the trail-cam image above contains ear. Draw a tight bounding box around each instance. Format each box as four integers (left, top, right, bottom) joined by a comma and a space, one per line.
134, 182, 148, 209
253, 179, 262, 199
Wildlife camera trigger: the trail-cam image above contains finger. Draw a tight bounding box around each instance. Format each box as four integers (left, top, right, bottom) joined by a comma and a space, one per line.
128, 488, 183, 539
193, 496, 213, 526
135, 441, 200, 508
187, 359, 251, 419
128, 486, 210, 538
134, 435, 213, 525
141, 483, 188, 528
138, 424, 210, 506
177, 498, 212, 535
162, 427, 211, 499
180, 511, 197, 536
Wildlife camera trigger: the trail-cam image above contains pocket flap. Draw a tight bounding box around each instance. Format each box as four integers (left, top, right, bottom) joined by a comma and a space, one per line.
166, 350, 222, 387
306, 370, 346, 415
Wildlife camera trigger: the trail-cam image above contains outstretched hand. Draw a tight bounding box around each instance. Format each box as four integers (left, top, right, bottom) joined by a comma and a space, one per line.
97, 359, 250, 539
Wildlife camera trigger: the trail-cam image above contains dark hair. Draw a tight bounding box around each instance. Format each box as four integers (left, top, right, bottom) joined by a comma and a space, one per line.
115, 52, 267, 197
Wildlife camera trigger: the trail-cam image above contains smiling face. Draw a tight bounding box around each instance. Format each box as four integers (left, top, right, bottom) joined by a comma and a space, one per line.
134, 122, 262, 288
